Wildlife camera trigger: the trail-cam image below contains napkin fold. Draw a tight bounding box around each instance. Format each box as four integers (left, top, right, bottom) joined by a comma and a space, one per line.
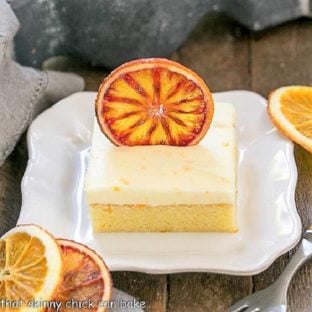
0, 0, 84, 166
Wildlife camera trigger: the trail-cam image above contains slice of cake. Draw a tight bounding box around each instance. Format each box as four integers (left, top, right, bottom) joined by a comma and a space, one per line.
85, 101, 237, 232
85, 58, 237, 232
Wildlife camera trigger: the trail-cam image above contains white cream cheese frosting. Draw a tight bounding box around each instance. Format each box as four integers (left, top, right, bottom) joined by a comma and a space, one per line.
85, 102, 236, 205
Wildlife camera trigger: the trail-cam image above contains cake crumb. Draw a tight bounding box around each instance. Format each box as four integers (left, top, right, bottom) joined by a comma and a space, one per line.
105, 206, 113, 214
113, 186, 121, 192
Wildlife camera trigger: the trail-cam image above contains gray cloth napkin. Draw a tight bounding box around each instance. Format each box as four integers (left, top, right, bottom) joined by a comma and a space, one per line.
0, 0, 85, 166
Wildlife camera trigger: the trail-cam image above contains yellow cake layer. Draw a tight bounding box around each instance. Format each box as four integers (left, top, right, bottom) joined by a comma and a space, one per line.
89, 204, 238, 232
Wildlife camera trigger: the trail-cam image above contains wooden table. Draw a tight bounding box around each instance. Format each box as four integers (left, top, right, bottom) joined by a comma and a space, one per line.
1, 14, 312, 312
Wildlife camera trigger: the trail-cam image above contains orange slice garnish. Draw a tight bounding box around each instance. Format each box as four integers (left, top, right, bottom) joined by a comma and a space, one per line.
48, 239, 112, 312
96, 58, 214, 146
0, 224, 63, 311
268, 86, 312, 153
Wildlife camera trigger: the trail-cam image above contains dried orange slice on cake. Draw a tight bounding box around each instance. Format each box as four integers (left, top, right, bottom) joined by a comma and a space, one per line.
96, 58, 214, 146
0, 224, 63, 311
268, 86, 312, 153
48, 239, 112, 312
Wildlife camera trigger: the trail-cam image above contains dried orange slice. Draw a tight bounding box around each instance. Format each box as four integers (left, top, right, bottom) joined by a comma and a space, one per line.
268, 86, 312, 153
0, 224, 63, 311
96, 58, 214, 146
48, 239, 112, 312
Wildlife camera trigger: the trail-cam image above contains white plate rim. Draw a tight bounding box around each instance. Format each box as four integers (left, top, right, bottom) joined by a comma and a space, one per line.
19, 90, 302, 275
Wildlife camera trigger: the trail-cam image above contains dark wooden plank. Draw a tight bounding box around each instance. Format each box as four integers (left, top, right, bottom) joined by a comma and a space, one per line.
174, 13, 251, 92
168, 14, 253, 312
294, 147, 312, 229
250, 19, 312, 97
288, 147, 312, 312
250, 19, 312, 312
168, 273, 252, 312
112, 272, 167, 312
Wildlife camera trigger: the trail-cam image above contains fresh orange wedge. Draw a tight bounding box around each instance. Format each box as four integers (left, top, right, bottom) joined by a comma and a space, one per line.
0, 224, 63, 311
48, 239, 112, 312
268, 86, 312, 153
96, 58, 214, 146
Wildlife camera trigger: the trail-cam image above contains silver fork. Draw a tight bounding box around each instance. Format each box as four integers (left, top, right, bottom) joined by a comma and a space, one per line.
226, 227, 312, 312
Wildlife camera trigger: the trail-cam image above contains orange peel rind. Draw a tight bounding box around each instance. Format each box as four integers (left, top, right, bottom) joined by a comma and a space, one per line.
268, 85, 312, 153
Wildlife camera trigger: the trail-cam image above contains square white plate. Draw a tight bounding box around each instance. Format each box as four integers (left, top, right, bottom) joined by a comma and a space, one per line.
19, 91, 301, 275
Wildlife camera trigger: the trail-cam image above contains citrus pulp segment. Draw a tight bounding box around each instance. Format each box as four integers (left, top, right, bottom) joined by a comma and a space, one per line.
268, 86, 312, 153
0, 224, 63, 312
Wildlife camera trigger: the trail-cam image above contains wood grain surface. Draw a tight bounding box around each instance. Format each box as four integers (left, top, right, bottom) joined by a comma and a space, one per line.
1, 13, 312, 312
